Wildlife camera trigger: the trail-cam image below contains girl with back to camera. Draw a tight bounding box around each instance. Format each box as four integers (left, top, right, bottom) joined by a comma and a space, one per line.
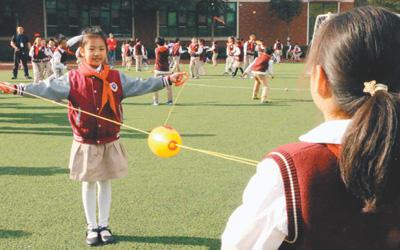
0, 27, 185, 246
222, 7, 400, 250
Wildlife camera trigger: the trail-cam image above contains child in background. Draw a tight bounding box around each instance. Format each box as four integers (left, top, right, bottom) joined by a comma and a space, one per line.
120, 40, 127, 67
231, 39, 244, 78
198, 39, 206, 76
243, 34, 257, 73
0, 27, 185, 246
243, 48, 273, 102
273, 39, 283, 63
142, 44, 149, 71
125, 40, 134, 71
41, 39, 53, 79
223, 7, 400, 249
210, 41, 219, 66
292, 42, 302, 62
188, 37, 200, 79
153, 37, 174, 105
51, 37, 69, 78
46, 39, 57, 76
224, 36, 235, 75
106, 33, 117, 68
29, 37, 52, 83
171, 38, 184, 73
133, 38, 145, 72
47, 38, 56, 52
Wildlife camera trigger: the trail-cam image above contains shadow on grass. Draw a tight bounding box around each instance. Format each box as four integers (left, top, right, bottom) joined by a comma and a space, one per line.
0, 230, 31, 238
0, 126, 72, 137
0, 105, 65, 110
272, 98, 313, 103
176, 102, 290, 107
124, 101, 289, 107
0, 166, 68, 176
0, 112, 69, 126
115, 235, 220, 250
0, 126, 215, 139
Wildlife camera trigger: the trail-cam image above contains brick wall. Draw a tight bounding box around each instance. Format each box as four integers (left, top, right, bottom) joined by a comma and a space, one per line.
134, 10, 157, 51
18, 0, 44, 39
239, 2, 309, 47
340, 2, 354, 12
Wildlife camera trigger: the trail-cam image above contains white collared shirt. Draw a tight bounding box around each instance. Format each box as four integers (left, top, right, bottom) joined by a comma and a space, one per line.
221, 120, 351, 250
51, 47, 65, 66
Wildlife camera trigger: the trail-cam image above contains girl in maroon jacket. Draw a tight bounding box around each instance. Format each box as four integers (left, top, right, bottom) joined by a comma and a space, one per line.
222, 7, 400, 249
243, 48, 274, 103
0, 27, 185, 246
153, 37, 173, 105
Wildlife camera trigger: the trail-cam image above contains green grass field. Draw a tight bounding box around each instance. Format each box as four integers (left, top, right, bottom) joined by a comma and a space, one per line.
0, 62, 322, 249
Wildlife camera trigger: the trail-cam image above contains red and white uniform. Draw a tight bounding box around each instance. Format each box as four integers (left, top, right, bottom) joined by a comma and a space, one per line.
233, 43, 244, 68
210, 43, 219, 66
133, 43, 145, 71
292, 45, 302, 61
244, 40, 256, 57
244, 53, 273, 76
188, 43, 199, 57
133, 43, 145, 56
29, 44, 53, 82
171, 43, 183, 57
222, 120, 395, 250
51, 46, 69, 78
273, 41, 283, 63
189, 42, 201, 78
171, 42, 184, 72
153, 46, 173, 103
225, 42, 235, 73
154, 46, 170, 73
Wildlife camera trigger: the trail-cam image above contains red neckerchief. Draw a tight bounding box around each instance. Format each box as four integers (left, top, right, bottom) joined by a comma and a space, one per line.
78, 63, 120, 122
326, 144, 341, 158
34, 45, 39, 57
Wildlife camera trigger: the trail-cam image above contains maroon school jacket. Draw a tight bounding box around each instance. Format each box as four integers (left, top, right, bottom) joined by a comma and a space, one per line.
68, 69, 123, 144
265, 142, 400, 250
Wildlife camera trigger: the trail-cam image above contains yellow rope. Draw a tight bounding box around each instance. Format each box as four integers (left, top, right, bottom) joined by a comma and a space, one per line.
1, 84, 259, 167
164, 81, 186, 125
176, 144, 258, 166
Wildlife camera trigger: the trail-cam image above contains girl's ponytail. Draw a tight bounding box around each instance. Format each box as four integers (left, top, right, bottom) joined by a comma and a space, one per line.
306, 7, 400, 213
340, 88, 400, 213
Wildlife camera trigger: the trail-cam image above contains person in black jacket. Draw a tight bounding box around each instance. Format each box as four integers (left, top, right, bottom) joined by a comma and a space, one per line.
10, 26, 32, 79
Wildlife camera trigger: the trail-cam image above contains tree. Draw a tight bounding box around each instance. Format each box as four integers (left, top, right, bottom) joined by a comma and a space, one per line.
269, 0, 302, 38
355, 0, 400, 12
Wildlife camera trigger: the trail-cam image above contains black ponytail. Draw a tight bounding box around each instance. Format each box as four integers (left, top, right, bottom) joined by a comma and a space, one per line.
340, 90, 400, 212
306, 6, 400, 213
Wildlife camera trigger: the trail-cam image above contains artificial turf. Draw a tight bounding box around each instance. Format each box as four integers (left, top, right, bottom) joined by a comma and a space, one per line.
0, 62, 321, 249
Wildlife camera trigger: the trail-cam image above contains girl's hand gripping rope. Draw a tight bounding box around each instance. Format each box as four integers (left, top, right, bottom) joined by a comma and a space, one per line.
0, 82, 14, 94
169, 72, 188, 87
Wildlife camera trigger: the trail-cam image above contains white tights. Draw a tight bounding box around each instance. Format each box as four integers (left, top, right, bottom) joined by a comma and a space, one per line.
82, 180, 111, 229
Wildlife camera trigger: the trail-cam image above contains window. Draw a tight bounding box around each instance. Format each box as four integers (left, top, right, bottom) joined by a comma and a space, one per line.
0, 0, 17, 36
308, 2, 338, 43
158, 2, 237, 38
45, 0, 132, 37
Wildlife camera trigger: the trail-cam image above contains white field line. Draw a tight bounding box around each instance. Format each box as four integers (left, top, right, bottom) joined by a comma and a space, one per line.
187, 82, 310, 91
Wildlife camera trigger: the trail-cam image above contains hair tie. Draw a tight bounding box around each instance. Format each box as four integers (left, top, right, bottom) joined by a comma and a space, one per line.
363, 80, 388, 96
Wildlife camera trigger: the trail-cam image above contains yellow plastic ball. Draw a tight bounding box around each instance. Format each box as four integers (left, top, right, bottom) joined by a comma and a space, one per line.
148, 126, 182, 158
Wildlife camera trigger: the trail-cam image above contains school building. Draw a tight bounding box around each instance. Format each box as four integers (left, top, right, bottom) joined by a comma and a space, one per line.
0, 0, 354, 60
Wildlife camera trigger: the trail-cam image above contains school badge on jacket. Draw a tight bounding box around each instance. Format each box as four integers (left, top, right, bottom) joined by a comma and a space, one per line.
110, 82, 118, 92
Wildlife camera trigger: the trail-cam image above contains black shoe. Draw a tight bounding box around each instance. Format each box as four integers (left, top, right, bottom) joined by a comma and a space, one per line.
86, 228, 100, 246
98, 226, 114, 244
11, 76, 17, 80
25, 76, 32, 79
